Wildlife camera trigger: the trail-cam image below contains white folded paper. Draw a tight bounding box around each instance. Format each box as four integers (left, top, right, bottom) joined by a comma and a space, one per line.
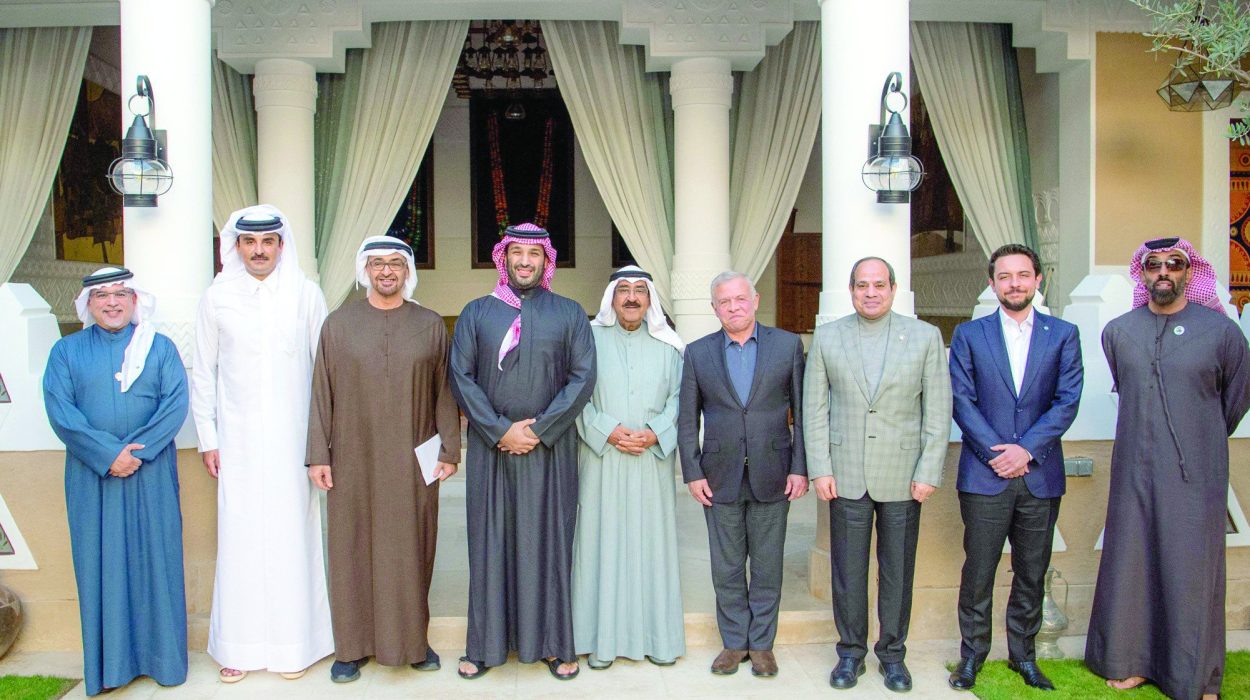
414, 434, 442, 486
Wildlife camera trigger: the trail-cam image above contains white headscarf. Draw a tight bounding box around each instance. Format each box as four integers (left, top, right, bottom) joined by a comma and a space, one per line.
355, 235, 419, 302
215, 203, 304, 287
591, 265, 684, 353
74, 267, 157, 392
214, 204, 307, 352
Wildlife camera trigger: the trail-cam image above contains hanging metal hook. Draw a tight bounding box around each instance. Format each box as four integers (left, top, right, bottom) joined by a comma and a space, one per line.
128, 75, 154, 120
878, 71, 907, 125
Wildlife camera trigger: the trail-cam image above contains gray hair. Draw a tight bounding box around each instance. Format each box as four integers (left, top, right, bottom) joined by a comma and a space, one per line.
709, 270, 756, 299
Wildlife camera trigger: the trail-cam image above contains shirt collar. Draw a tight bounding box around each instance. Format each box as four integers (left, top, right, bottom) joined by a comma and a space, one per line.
722, 322, 759, 348
244, 272, 281, 294
999, 307, 1035, 332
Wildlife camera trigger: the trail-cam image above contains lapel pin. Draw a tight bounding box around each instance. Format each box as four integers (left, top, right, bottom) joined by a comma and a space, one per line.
1174, 325, 1185, 336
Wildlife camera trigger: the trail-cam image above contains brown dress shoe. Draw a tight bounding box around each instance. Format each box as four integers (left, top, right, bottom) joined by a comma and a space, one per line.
750, 650, 778, 677
710, 649, 749, 675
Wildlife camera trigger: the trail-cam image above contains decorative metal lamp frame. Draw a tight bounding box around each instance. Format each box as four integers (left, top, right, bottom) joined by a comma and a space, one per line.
861, 72, 925, 204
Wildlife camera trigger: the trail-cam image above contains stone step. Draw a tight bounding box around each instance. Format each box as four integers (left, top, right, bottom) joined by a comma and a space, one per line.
189, 611, 837, 652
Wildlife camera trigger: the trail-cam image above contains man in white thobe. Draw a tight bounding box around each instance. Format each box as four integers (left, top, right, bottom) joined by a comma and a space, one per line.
192, 204, 333, 681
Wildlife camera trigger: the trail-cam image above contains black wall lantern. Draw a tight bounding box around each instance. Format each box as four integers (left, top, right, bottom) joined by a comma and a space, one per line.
861, 72, 924, 204
107, 75, 173, 207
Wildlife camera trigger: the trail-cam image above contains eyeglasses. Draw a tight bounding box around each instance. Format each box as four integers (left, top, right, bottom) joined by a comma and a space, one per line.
88, 290, 135, 301
367, 259, 407, 272
614, 286, 650, 297
1143, 257, 1189, 273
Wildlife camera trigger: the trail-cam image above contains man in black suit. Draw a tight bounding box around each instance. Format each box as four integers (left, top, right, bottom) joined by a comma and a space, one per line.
678, 270, 807, 678
947, 244, 1083, 692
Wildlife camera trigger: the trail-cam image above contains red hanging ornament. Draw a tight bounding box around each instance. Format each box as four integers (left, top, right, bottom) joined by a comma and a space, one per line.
487, 112, 510, 235
534, 117, 555, 227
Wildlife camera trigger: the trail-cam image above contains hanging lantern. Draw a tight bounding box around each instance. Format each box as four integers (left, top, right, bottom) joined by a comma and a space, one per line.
106, 75, 173, 207
1156, 58, 1241, 112
861, 72, 924, 204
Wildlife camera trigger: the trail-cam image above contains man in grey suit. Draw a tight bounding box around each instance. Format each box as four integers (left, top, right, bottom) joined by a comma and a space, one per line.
804, 257, 952, 693
678, 271, 807, 678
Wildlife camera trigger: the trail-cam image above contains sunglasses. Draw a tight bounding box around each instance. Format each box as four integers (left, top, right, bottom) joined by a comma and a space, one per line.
1143, 257, 1189, 273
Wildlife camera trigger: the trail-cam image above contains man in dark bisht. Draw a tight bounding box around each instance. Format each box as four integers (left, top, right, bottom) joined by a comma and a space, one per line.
450, 222, 596, 681
1085, 236, 1250, 700
307, 235, 461, 683
43, 267, 189, 696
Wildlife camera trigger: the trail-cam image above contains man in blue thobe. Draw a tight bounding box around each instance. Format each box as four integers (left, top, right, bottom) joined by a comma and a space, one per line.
43, 267, 189, 696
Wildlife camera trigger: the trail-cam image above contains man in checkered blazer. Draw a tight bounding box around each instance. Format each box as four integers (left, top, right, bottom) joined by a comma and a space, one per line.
803, 256, 951, 693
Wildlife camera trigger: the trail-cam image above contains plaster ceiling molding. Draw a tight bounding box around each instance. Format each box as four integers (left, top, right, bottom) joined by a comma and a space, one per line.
619, 0, 794, 71
1034, 0, 1150, 67
0, 1, 118, 28
1044, 0, 1151, 35
913, 248, 988, 317
911, 0, 1147, 73
362, 0, 624, 22
213, 0, 371, 73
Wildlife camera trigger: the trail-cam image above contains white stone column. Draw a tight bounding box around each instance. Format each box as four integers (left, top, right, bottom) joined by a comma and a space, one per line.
809, 0, 913, 606
1055, 59, 1095, 310
120, 0, 214, 362
253, 58, 319, 277
669, 57, 734, 341
817, 0, 914, 324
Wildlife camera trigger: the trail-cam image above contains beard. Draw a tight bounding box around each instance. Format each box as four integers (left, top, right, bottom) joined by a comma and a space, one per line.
372, 278, 404, 298
1149, 277, 1185, 306
998, 289, 1035, 313
508, 264, 543, 290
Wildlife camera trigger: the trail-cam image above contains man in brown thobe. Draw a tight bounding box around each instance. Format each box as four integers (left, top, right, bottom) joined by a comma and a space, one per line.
307, 235, 461, 684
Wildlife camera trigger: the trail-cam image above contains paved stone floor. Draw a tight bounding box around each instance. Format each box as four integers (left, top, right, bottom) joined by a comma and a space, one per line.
0, 640, 1044, 699
425, 468, 824, 620
8, 632, 1250, 698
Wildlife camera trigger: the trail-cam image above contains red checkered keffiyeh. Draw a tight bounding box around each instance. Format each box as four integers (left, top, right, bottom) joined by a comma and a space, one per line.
1129, 236, 1225, 315
491, 223, 558, 368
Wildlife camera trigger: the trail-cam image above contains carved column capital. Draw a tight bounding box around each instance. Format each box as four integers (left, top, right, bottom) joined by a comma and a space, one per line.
669, 58, 734, 109
252, 58, 318, 112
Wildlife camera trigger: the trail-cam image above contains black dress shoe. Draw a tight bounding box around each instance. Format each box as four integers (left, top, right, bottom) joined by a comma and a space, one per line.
1008, 659, 1056, 691
879, 660, 913, 693
948, 657, 979, 691
829, 656, 865, 689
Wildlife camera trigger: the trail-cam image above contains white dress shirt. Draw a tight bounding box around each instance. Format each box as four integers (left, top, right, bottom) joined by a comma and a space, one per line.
999, 307, 1034, 396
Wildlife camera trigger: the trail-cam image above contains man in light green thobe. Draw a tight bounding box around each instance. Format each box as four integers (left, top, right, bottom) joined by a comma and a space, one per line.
572, 266, 686, 669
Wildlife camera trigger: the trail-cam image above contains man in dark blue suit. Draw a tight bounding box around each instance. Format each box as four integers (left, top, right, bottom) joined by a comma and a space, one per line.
947, 244, 1083, 692
678, 270, 806, 678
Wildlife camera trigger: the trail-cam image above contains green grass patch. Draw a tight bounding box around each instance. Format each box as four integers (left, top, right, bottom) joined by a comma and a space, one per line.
0, 675, 80, 700
957, 651, 1250, 700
